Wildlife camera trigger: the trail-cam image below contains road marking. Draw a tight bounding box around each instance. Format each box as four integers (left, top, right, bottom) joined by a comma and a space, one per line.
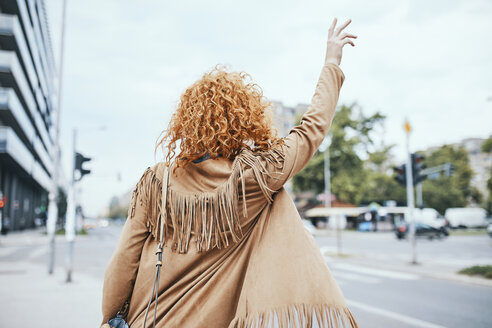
347, 299, 447, 328
333, 271, 382, 284
332, 263, 419, 280
27, 246, 48, 259
0, 247, 17, 257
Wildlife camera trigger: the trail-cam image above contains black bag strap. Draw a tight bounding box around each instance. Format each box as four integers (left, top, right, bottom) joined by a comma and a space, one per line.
143, 164, 170, 328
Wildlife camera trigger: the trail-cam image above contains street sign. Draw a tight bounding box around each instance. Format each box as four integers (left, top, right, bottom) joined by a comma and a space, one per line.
404, 120, 412, 134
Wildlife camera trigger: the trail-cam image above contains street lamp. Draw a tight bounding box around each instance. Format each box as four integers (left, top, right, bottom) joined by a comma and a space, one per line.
46, 0, 68, 275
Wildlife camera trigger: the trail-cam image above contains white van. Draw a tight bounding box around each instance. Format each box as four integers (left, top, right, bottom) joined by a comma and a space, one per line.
413, 208, 447, 229
444, 208, 488, 228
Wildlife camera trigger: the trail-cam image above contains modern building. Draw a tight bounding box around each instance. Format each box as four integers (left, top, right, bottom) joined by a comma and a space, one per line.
271, 101, 308, 137
0, 0, 57, 231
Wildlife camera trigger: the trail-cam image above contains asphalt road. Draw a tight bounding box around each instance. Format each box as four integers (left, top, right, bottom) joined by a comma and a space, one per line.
315, 230, 492, 271
316, 231, 492, 328
1, 226, 491, 328
326, 259, 492, 328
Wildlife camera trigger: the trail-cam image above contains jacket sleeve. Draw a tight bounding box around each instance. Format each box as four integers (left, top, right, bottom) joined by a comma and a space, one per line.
242, 63, 345, 200
100, 169, 151, 325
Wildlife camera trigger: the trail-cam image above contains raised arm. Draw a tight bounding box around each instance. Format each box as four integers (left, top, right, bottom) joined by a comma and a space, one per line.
239, 19, 356, 198
265, 18, 356, 191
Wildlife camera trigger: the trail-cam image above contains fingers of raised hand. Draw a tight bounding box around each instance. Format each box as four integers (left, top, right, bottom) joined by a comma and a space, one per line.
328, 18, 338, 37
335, 19, 352, 36
340, 33, 357, 40
343, 39, 355, 47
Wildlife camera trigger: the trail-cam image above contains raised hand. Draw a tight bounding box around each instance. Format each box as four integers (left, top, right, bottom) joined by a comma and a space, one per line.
324, 18, 357, 66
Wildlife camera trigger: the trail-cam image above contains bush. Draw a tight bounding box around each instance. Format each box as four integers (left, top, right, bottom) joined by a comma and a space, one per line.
458, 265, 492, 279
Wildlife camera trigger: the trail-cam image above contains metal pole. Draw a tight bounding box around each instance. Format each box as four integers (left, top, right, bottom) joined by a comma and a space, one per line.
324, 135, 342, 254
405, 133, 417, 264
324, 142, 331, 209
65, 128, 76, 282
46, 0, 68, 275
416, 183, 423, 209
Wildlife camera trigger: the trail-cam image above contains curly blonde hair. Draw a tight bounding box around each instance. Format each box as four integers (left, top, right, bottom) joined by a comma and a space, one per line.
155, 66, 283, 170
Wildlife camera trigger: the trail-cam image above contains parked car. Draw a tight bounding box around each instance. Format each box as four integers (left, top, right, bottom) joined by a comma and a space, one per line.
395, 222, 448, 240
445, 208, 488, 228
357, 221, 373, 232
488, 224, 492, 238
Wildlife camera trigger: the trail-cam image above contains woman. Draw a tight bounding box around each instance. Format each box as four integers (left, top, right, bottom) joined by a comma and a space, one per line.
101, 18, 358, 328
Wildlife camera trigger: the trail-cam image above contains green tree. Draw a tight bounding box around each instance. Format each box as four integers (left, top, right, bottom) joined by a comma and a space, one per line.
292, 104, 385, 205
482, 136, 492, 213
421, 145, 474, 214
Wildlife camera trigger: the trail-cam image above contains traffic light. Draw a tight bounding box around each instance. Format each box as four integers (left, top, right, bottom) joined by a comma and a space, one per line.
74, 152, 91, 181
394, 164, 406, 186
411, 153, 426, 185
445, 163, 455, 177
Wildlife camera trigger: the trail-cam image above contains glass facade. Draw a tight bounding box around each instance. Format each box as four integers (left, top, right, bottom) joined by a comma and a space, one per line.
0, 0, 56, 231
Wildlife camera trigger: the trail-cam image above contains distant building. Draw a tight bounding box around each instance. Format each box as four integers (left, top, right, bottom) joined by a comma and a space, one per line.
0, 0, 57, 231
455, 137, 492, 199
271, 101, 308, 137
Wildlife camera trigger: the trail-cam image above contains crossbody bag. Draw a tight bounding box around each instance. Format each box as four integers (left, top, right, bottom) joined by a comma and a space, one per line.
108, 165, 170, 328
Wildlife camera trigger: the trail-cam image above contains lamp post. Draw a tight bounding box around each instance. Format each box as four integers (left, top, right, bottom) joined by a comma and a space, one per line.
46, 0, 68, 275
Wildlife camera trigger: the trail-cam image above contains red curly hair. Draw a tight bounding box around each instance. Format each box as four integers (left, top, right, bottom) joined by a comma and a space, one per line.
155, 66, 283, 170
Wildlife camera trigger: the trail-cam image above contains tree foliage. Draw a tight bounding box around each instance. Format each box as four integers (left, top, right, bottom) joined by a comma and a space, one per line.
482, 136, 492, 213
292, 104, 387, 205
290, 102, 479, 214
421, 145, 474, 214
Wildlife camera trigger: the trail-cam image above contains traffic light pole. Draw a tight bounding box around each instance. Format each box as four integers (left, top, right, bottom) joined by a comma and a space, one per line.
405, 130, 417, 265
416, 183, 423, 209
323, 135, 342, 255
65, 128, 77, 282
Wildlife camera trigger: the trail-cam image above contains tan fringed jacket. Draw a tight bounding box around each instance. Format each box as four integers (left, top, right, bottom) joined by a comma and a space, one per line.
101, 63, 359, 328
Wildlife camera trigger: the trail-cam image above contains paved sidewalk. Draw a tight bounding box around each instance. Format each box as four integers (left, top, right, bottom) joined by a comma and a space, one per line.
0, 262, 103, 328
0, 228, 110, 328
0, 227, 66, 247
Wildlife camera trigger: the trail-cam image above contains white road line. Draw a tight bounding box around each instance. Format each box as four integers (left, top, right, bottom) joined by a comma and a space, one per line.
333, 263, 419, 280
333, 272, 382, 284
27, 246, 48, 259
347, 299, 447, 328
0, 247, 17, 257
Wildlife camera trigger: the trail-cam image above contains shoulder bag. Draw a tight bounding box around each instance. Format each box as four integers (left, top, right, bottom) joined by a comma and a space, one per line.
107, 164, 170, 328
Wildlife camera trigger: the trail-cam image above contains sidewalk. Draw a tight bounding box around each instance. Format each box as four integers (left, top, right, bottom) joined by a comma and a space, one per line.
321, 245, 492, 287
0, 262, 103, 328
0, 227, 67, 247
0, 228, 107, 328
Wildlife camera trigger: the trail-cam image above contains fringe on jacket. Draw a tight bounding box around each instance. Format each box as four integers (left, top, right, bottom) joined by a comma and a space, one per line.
127, 146, 287, 254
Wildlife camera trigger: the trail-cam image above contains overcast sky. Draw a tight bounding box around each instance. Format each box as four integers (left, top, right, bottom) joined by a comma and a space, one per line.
44, 0, 492, 217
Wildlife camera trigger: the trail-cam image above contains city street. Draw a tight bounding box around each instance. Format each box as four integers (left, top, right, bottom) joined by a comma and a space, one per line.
0, 226, 491, 328
317, 231, 492, 328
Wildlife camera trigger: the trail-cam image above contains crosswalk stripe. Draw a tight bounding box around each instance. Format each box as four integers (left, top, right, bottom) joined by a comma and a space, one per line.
332, 271, 382, 284
332, 263, 419, 280
347, 299, 447, 328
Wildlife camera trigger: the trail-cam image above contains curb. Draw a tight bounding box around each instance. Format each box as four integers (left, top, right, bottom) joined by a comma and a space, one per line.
321, 251, 492, 287
326, 255, 492, 287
